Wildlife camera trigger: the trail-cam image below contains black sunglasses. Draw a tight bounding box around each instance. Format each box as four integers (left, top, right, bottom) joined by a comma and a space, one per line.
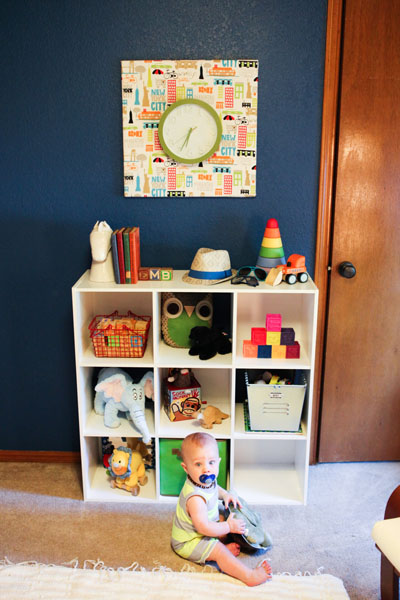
231, 266, 267, 287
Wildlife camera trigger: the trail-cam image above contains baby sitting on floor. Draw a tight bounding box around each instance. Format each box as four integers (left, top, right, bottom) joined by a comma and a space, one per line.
171, 432, 271, 586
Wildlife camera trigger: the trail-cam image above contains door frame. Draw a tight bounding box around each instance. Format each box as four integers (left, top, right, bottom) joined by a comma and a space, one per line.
310, 0, 344, 464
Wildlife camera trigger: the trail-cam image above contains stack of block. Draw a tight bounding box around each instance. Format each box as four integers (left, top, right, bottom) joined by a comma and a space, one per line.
243, 313, 300, 359
256, 218, 286, 273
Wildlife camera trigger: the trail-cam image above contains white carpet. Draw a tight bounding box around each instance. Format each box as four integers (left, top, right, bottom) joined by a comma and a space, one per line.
0, 560, 349, 599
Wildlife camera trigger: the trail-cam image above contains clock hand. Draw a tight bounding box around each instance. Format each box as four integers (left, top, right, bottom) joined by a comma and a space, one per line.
180, 126, 197, 150
181, 130, 191, 151
177, 130, 191, 143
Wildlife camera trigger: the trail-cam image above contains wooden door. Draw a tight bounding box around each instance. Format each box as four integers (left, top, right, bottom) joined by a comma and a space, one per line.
318, 0, 400, 462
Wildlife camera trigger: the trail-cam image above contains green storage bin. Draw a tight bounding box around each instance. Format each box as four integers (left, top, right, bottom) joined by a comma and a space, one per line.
159, 438, 228, 496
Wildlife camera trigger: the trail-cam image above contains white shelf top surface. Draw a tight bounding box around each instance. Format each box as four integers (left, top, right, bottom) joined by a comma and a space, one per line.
73, 270, 318, 294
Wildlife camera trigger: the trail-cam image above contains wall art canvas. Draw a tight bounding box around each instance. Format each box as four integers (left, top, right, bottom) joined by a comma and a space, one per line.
121, 59, 258, 198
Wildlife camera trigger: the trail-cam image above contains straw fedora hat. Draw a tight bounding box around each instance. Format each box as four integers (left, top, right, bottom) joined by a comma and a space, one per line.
182, 248, 236, 285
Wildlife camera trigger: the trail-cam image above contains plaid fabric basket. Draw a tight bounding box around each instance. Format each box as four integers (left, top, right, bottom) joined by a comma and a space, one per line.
88, 310, 151, 358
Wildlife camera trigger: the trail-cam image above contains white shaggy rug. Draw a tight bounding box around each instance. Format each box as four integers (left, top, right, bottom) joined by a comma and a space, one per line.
0, 559, 349, 599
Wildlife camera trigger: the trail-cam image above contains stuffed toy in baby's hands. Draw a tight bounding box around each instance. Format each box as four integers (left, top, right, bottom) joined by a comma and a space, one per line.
224, 496, 273, 552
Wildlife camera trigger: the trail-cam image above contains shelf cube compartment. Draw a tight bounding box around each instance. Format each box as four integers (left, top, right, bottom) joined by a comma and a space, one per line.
159, 438, 229, 496
80, 366, 156, 438
233, 438, 307, 505
245, 371, 306, 432
155, 291, 233, 367
74, 289, 153, 364
235, 291, 316, 367
157, 368, 232, 438
81, 436, 157, 502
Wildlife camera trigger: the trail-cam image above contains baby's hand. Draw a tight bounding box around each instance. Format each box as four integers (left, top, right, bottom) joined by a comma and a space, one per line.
227, 513, 246, 534
221, 491, 242, 509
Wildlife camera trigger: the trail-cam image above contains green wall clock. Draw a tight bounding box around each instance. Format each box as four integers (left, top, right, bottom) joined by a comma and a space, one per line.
158, 99, 223, 164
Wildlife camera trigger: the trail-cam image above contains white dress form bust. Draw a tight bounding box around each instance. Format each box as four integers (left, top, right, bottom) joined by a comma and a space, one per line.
89, 221, 115, 282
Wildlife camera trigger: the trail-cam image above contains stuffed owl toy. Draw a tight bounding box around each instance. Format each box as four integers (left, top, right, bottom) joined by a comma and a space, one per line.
161, 292, 213, 348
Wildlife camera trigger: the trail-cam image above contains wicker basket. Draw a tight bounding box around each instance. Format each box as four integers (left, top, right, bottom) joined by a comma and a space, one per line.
88, 310, 151, 358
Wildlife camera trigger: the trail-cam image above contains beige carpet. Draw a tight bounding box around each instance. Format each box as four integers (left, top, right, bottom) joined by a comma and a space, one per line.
0, 560, 350, 599
2, 461, 400, 599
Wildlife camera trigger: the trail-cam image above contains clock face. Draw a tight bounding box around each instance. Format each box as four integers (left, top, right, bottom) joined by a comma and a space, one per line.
158, 99, 222, 164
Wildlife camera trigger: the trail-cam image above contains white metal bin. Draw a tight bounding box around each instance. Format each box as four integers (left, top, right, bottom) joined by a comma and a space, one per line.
245, 371, 307, 432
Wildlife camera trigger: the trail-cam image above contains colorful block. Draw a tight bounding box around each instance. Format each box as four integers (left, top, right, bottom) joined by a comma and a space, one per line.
281, 327, 295, 345
243, 340, 258, 358
271, 345, 287, 359
138, 268, 150, 280
286, 342, 301, 359
266, 331, 281, 345
139, 267, 173, 281
251, 327, 266, 345
257, 345, 272, 358
266, 314, 282, 332
150, 267, 173, 280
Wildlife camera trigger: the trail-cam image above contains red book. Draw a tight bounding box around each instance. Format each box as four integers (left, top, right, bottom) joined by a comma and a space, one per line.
116, 228, 126, 284
136, 227, 141, 271
129, 227, 141, 283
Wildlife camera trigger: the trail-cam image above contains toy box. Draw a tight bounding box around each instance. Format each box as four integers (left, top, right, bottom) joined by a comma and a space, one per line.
245, 371, 307, 432
164, 374, 202, 421
88, 310, 151, 358
159, 438, 228, 495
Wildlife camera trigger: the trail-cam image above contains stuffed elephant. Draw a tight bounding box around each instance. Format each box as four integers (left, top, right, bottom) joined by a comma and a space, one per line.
94, 368, 154, 443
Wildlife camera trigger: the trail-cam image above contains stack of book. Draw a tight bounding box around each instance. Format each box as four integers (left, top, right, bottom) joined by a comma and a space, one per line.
111, 227, 140, 284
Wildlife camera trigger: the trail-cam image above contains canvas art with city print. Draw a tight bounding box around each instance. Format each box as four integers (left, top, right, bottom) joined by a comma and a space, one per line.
121, 59, 258, 197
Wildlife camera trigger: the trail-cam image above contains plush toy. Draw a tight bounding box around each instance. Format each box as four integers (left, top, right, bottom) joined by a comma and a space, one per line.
224, 496, 273, 552
188, 326, 232, 360
167, 367, 192, 388
253, 371, 292, 385
254, 371, 273, 385
94, 368, 154, 443
161, 292, 213, 348
196, 405, 229, 429
108, 444, 148, 495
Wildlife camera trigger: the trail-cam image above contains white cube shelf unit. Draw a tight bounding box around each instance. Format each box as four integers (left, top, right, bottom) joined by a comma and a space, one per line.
72, 270, 318, 505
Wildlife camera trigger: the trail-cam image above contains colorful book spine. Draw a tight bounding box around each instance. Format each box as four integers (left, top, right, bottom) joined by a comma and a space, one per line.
136, 227, 141, 271
111, 230, 120, 284
123, 227, 133, 283
116, 228, 126, 284
129, 227, 141, 284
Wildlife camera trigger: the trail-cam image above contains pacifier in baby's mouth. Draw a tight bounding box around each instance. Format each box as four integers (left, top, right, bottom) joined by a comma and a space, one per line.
199, 473, 216, 485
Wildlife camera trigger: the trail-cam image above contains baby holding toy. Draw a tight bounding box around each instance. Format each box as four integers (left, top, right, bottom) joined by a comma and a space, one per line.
171, 432, 271, 586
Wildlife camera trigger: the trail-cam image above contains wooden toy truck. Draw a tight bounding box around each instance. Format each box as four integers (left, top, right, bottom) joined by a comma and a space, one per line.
277, 254, 309, 285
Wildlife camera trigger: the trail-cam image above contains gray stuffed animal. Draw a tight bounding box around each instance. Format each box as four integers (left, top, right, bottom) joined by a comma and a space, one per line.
224, 496, 273, 552
94, 368, 154, 443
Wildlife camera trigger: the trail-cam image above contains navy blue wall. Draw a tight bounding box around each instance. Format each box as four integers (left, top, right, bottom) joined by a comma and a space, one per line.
1, 0, 327, 451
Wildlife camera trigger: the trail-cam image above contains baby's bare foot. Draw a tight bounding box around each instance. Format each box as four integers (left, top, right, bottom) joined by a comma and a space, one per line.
225, 542, 240, 556
246, 561, 272, 587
